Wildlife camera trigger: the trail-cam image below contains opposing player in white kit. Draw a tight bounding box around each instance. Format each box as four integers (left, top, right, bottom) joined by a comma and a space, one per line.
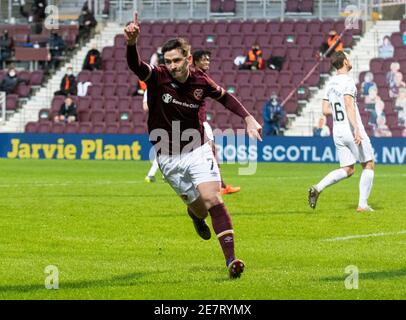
308, 51, 375, 212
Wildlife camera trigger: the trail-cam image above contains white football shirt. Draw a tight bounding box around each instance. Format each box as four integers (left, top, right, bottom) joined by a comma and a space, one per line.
323, 74, 367, 137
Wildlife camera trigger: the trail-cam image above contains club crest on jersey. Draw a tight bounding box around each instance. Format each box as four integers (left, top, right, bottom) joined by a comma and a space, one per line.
193, 88, 203, 100
162, 93, 173, 103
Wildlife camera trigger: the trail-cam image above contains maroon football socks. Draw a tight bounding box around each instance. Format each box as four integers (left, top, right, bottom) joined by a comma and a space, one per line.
208, 203, 235, 265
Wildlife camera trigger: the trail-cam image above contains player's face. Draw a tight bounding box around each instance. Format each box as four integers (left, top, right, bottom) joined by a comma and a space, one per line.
164, 49, 191, 81
195, 55, 210, 72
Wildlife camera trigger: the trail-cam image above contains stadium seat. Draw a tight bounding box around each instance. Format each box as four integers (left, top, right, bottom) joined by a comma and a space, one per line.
105, 123, 119, 134
91, 122, 106, 134
64, 122, 79, 134
78, 122, 92, 134
25, 121, 38, 133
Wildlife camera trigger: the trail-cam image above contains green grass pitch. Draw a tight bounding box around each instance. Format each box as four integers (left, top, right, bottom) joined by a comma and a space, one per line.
0, 158, 405, 299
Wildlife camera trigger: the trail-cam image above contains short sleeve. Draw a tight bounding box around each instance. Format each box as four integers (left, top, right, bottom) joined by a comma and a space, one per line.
323, 86, 329, 101
204, 74, 225, 100
343, 79, 356, 98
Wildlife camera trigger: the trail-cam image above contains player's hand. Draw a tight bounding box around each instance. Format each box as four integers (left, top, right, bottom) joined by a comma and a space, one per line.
245, 115, 262, 141
124, 12, 140, 45
354, 128, 362, 145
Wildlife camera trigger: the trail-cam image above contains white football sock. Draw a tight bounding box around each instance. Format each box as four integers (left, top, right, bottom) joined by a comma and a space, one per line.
316, 168, 348, 192
147, 159, 159, 177
358, 169, 374, 208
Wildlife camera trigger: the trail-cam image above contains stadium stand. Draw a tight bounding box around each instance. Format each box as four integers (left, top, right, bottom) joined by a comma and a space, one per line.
22, 18, 361, 134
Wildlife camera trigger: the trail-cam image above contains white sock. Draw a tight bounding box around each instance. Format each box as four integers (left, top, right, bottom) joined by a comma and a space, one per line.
358, 169, 374, 208
147, 159, 159, 177
316, 168, 348, 192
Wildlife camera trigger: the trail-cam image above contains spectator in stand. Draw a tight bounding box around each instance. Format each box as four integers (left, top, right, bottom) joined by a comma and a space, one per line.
0, 67, 28, 94
395, 87, 406, 125
48, 30, 66, 69
82, 41, 101, 70
320, 30, 343, 57
262, 93, 285, 136
132, 80, 147, 96
389, 71, 406, 99
150, 47, 165, 66
313, 115, 331, 137
78, 8, 97, 41
54, 64, 77, 96
373, 116, 392, 137
0, 30, 13, 66
378, 36, 394, 59
386, 62, 400, 88
364, 85, 380, 111
240, 44, 264, 70
368, 98, 386, 126
54, 96, 78, 123
361, 72, 377, 98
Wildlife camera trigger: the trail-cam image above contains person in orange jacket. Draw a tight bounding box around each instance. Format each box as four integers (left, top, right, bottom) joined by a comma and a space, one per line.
241, 43, 264, 70
320, 30, 343, 57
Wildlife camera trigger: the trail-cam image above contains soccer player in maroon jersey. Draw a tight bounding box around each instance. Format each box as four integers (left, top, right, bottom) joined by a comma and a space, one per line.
193, 50, 241, 195
125, 13, 262, 278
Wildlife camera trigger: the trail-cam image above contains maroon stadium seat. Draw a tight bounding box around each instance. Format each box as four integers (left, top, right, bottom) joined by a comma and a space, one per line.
103, 84, 117, 97
77, 70, 91, 83
104, 97, 118, 110
102, 46, 114, 60
6, 94, 18, 111
254, 22, 267, 34
116, 72, 129, 83
64, 122, 79, 133
118, 123, 134, 134
90, 71, 104, 83
90, 110, 105, 123
37, 121, 52, 133
16, 83, 31, 97
91, 122, 106, 134
51, 122, 65, 134
285, 0, 299, 12
116, 83, 130, 96
79, 109, 91, 122
88, 84, 103, 97
78, 122, 92, 134
105, 123, 119, 134
105, 110, 118, 123
281, 21, 295, 34
103, 71, 116, 83
118, 97, 131, 111
300, 0, 314, 13
114, 34, 126, 47
103, 59, 115, 71
223, 0, 236, 12
370, 58, 384, 73
294, 21, 308, 34
25, 121, 38, 133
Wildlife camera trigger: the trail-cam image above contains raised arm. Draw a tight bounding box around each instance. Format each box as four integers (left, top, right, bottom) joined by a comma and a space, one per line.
217, 92, 262, 141
124, 12, 152, 81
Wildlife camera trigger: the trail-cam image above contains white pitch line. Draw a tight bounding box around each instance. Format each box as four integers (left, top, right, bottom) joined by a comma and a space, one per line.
323, 230, 406, 242
0, 181, 144, 187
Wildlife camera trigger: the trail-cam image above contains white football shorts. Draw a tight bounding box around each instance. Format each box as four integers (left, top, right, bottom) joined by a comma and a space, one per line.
334, 132, 374, 167
157, 142, 221, 204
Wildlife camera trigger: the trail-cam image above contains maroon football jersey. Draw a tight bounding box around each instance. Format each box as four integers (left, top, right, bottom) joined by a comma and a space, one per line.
144, 65, 224, 154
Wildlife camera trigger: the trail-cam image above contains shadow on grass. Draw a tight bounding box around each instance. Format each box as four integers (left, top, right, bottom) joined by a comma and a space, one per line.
0, 272, 152, 293
322, 268, 406, 282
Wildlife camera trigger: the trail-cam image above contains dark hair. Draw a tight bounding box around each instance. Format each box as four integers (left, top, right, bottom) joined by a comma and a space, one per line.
330, 51, 347, 70
161, 38, 191, 57
193, 50, 211, 64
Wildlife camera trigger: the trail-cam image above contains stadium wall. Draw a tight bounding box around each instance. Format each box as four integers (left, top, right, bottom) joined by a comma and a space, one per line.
0, 134, 405, 165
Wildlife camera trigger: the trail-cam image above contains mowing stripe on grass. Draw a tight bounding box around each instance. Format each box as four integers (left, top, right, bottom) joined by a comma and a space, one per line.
322, 230, 406, 242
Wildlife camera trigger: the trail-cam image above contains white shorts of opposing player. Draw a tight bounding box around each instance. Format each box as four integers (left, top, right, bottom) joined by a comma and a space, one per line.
157, 142, 221, 204
334, 131, 374, 167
